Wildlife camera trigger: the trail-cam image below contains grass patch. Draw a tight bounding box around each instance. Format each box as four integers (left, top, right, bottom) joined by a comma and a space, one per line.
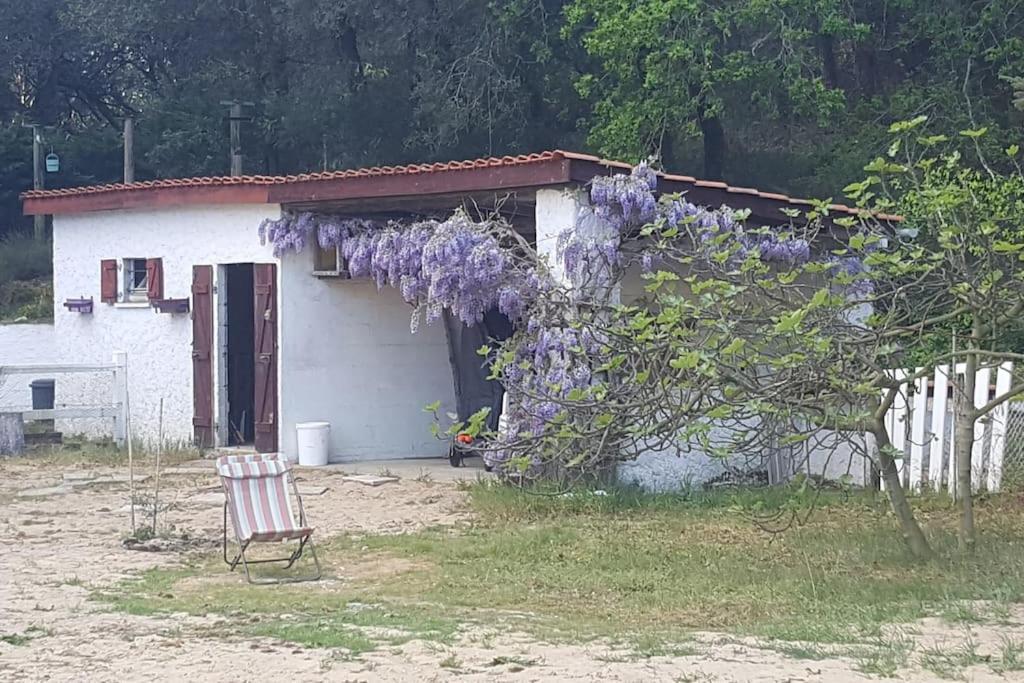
769, 642, 831, 661
995, 637, 1024, 673
99, 482, 1024, 658
919, 639, 984, 679
95, 560, 460, 657
348, 483, 1024, 644
486, 655, 539, 671
0, 625, 50, 646
852, 632, 915, 677
438, 653, 461, 669
7, 439, 202, 468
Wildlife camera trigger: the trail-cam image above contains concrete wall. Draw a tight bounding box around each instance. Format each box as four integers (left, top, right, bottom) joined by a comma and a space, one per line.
52, 204, 279, 444
0, 323, 57, 410
278, 251, 455, 462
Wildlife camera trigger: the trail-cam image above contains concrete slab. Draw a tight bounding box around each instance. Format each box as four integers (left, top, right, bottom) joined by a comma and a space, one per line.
188, 492, 225, 507
341, 474, 398, 487
65, 474, 149, 487
16, 485, 72, 499
312, 457, 493, 484
297, 485, 328, 496
62, 471, 99, 482
164, 467, 215, 476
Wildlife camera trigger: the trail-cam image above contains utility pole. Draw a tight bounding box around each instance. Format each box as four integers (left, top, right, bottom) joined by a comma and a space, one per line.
123, 117, 135, 183
21, 123, 46, 241
220, 100, 254, 176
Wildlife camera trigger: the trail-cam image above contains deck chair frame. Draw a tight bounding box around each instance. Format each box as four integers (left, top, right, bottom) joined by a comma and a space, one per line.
218, 454, 322, 584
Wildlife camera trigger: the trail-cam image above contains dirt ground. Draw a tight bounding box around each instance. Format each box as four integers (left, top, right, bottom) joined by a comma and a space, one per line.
1, 456, 1023, 682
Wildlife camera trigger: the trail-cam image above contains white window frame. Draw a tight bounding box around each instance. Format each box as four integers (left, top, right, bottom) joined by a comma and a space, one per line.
312, 243, 348, 278
122, 258, 149, 302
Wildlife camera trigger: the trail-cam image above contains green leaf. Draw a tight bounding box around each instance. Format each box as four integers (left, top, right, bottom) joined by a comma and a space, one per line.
959, 127, 988, 139
917, 134, 948, 146
423, 400, 441, 413
722, 338, 745, 355
888, 115, 928, 133
774, 309, 807, 334
669, 351, 701, 370
809, 288, 830, 308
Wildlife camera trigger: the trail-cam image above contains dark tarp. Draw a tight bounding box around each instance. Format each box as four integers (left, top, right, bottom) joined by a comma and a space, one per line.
442, 308, 513, 431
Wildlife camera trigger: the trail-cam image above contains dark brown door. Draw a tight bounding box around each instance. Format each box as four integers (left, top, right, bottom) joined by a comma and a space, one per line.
191, 265, 215, 447
253, 264, 278, 453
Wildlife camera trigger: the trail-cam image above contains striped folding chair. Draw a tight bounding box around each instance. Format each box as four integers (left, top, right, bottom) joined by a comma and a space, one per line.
216, 453, 321, 584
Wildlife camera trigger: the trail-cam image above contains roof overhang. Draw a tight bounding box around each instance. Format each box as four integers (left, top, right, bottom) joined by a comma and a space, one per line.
22, 150, 893, 224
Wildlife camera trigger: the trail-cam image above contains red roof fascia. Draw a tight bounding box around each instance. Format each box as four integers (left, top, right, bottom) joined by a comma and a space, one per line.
21, 149, 896, 221
557, 151, 898, 221
22, 152, 572, 216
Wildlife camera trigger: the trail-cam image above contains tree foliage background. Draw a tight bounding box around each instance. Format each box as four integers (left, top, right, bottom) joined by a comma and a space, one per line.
1, 0, 1022, 234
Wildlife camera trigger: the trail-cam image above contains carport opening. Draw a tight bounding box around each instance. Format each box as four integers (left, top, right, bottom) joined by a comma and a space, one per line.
225, 263, 255, 445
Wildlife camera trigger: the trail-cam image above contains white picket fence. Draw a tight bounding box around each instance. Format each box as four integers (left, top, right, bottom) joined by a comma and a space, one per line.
883, 363, 1013, 495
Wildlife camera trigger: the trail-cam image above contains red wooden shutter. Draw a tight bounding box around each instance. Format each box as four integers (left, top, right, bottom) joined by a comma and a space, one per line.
146, 258, 164, 300
100, 259, 118, 303
191, 265, 215, 448
253, 264, 278, 453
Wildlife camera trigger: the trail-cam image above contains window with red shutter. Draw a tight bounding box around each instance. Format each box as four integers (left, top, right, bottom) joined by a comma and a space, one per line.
146, 258, 164, 300
100, 259, 118, 303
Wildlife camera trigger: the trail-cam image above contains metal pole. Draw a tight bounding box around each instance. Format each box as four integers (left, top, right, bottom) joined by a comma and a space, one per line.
123, 118, 135, 183
22, 124, 45, 240
221, 101, 253, 177
229, 102, 242, 176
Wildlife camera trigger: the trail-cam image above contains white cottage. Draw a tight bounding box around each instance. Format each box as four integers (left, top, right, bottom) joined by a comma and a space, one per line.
21, 150, 868, 473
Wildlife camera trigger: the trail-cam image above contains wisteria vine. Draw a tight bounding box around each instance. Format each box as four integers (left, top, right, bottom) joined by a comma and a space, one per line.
257, 163, 869, 473
260, 211, 534, 329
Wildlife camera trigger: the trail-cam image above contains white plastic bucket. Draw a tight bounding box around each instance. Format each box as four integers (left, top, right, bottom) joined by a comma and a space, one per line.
295, 421, 330, 466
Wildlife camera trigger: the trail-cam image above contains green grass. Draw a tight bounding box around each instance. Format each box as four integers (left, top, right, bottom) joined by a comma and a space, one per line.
5, 438, 203, 468
994, 637, 1024, 673
96, 562, 460, 656
919, 639, 985, 679
346, 484, 1024, 644
97, 482, 1024, 659
0, 625, 50, 646
852, 632, 915, 677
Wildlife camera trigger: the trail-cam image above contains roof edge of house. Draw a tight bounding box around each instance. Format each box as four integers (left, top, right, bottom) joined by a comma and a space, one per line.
21, 149, 896, 222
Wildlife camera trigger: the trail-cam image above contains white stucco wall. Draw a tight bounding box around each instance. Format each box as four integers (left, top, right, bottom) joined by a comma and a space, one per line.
52, 204, 280, 445
278, 252, 455, 462
0, 323, 57, 411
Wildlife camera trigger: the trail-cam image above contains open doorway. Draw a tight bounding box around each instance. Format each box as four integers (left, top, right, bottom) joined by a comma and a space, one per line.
223, 263, 255, 445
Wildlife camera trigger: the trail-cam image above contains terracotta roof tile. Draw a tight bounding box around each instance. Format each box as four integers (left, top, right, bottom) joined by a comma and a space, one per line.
22, 151, 563, 201
21, 148, 898, 220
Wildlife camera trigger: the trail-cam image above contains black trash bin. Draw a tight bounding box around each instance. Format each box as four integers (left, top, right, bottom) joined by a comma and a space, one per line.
30, 379, 55, 410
